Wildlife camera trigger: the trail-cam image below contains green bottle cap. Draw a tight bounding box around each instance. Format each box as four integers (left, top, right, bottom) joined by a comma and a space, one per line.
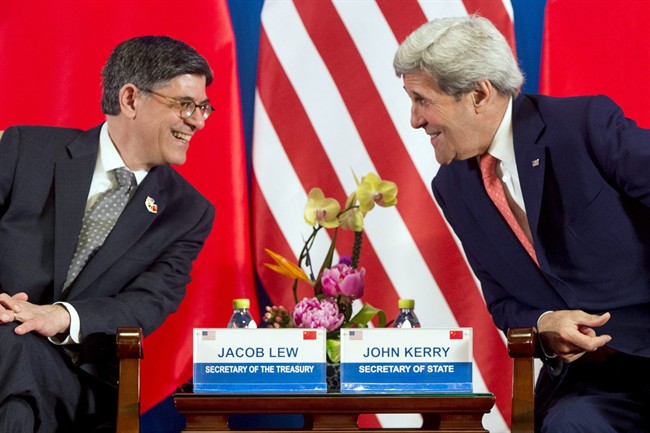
398, 299, 415, 309
233, 298, 250, 309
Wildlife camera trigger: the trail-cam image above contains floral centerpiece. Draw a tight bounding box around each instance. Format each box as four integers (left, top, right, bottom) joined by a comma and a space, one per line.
263, 172, 398, 363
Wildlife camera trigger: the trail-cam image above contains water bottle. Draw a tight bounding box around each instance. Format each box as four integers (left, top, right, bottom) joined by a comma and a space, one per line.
227, 298, 257, 328
393, 299, 421, 328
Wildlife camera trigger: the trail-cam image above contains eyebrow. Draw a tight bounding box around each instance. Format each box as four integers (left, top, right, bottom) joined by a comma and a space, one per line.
177, 95, 211, 104
403, 87, 424, 99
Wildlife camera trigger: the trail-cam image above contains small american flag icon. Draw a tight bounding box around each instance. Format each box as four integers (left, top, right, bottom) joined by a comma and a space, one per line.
349, 330, 363, 340
201, 330, 216, 340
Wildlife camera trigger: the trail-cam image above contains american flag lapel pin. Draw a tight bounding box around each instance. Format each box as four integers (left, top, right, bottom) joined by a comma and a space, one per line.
145, 196, 158, 214
531, 159, 540, 167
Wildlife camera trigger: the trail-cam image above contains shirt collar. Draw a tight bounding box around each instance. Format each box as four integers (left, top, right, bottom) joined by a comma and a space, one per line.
100, 123, 148, 185
487, 97, 514, 167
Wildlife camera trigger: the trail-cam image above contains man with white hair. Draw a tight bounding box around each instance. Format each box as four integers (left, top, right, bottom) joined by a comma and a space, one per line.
394, 15, 650, 432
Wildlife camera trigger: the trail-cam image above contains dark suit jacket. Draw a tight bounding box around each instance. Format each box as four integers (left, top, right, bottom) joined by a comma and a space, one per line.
432, 94, 650, 358
0, 124, 215, 378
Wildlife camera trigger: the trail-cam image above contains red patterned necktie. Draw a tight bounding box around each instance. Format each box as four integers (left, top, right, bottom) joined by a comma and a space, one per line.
479, 153, 539, 265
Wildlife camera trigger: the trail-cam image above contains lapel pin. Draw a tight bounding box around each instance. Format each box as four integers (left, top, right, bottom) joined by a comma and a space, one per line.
531, 159, 540, 167
145, 196, 158, 214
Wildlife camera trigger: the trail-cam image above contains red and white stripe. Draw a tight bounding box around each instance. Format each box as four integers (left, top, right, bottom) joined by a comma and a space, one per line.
252, 1, 515, 431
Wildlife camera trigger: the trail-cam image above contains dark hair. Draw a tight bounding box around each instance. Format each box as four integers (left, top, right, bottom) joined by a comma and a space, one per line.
101, 36, 213, 115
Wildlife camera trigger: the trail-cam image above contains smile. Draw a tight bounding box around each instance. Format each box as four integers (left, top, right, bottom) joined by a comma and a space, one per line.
172, 130, 192, 142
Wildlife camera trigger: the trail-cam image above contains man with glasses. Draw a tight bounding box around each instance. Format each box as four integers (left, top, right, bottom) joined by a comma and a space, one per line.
0, 36, 215, 431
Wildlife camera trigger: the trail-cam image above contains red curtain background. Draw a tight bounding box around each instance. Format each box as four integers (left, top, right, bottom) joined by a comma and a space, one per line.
541, 0, 650, 128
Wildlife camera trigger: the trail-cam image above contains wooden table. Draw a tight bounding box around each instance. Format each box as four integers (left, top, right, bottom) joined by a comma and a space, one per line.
174, 393, 495, 432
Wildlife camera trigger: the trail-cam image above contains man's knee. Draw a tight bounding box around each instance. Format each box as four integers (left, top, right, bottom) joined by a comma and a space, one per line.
540, 397, 620, 433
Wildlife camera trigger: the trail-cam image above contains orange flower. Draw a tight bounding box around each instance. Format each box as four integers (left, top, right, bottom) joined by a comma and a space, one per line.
263, 248, 311, 283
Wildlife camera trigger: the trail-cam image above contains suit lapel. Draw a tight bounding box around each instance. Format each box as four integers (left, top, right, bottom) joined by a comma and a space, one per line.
460, 159, 526, 255
512, 95, 549, 268
65, 166, 167, 297
53, 127, 100, 297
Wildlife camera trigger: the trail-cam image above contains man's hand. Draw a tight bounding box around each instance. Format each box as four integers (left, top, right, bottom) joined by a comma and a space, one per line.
1, 292, 71, 337
538, 310, 612, 363
0, 292, 29, 323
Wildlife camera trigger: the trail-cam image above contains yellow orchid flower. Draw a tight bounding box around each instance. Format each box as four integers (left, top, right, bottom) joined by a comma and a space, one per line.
338, 191, 364, 231
356, 172, 398, 214
338, 207, 364, 232
304, 188, 341, 228
264, 248, 311, 283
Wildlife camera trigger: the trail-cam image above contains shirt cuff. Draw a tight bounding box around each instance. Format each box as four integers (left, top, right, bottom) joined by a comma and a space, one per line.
48, 302, 81, 345
536, 310, 557, 359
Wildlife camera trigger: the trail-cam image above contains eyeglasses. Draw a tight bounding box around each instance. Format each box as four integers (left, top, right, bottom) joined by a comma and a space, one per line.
142, 88, 214, 120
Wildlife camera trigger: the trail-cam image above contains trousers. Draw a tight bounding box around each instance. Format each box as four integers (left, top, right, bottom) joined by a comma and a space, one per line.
0, 324, 115, 432
535, 348, 650, 433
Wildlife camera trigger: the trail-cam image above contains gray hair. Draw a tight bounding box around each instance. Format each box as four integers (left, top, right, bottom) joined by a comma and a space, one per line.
393, 15, 523, 98
101, 36, 213, 115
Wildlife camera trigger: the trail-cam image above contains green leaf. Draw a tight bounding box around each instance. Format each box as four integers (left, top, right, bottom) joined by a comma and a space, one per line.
348, 302, 386, 328
326, 338, 341, 363
291, 279, 299, 304
314, 229, 338, 296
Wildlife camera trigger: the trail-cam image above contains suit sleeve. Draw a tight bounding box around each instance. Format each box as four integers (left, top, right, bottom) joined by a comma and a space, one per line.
587, 96, 650, 207
0, 127, 19, 220
70, 197, 215, 338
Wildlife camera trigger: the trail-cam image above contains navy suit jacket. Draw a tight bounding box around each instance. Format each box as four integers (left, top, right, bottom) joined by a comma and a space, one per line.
0, 125, 214, 376
432, 94, 650, 358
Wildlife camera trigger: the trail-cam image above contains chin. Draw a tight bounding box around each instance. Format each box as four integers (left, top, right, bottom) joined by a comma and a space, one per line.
434, 153, 452, 166
166, 152, 188, 166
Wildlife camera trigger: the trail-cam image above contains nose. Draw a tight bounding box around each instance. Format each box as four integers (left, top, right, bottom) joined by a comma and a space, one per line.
410, 104, 426, 129
185, 109, 206, 130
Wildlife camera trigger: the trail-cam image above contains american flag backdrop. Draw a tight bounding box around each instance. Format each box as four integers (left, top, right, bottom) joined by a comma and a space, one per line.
251, 1, 516, 430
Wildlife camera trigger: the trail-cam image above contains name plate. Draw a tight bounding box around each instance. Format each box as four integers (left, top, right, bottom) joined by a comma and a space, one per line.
193, 328, 327, 393
340, 328, 473, 393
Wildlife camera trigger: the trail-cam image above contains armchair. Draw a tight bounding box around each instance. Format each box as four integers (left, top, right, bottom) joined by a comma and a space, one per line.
116, 327, 143, 433
507, 327, 538, 433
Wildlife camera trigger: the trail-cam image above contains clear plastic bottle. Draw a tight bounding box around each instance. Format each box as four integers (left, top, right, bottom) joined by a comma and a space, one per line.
227, 298, 257, 328
393, 299, 421, 328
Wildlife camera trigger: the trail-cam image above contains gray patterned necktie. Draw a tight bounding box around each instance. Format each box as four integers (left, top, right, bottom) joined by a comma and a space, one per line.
64, 167, 136, 290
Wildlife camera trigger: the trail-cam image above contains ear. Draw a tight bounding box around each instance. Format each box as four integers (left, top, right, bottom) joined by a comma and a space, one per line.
471, 80, 492, 113
118, 83, 139, 119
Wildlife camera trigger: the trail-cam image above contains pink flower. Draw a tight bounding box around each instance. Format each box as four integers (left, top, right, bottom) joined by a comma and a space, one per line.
321, 263, 365, 300
292, 297, 344, 332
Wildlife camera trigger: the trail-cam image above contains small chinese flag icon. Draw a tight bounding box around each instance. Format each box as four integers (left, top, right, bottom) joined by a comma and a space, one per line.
303, 330, 317, 340
449, 330, 464, 340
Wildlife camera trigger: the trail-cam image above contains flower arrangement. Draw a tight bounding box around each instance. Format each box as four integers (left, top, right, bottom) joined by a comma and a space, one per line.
263, 172, 398, 362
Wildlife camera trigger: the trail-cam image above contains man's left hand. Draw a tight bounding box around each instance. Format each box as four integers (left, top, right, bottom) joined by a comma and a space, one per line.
11, 298, 71, 337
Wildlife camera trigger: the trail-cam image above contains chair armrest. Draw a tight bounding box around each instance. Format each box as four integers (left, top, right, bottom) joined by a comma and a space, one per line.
507, 327, 537, 433
116, 327, 143, 433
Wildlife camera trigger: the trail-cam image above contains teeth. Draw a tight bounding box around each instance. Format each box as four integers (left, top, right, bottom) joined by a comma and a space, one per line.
172, 131, 191, 141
